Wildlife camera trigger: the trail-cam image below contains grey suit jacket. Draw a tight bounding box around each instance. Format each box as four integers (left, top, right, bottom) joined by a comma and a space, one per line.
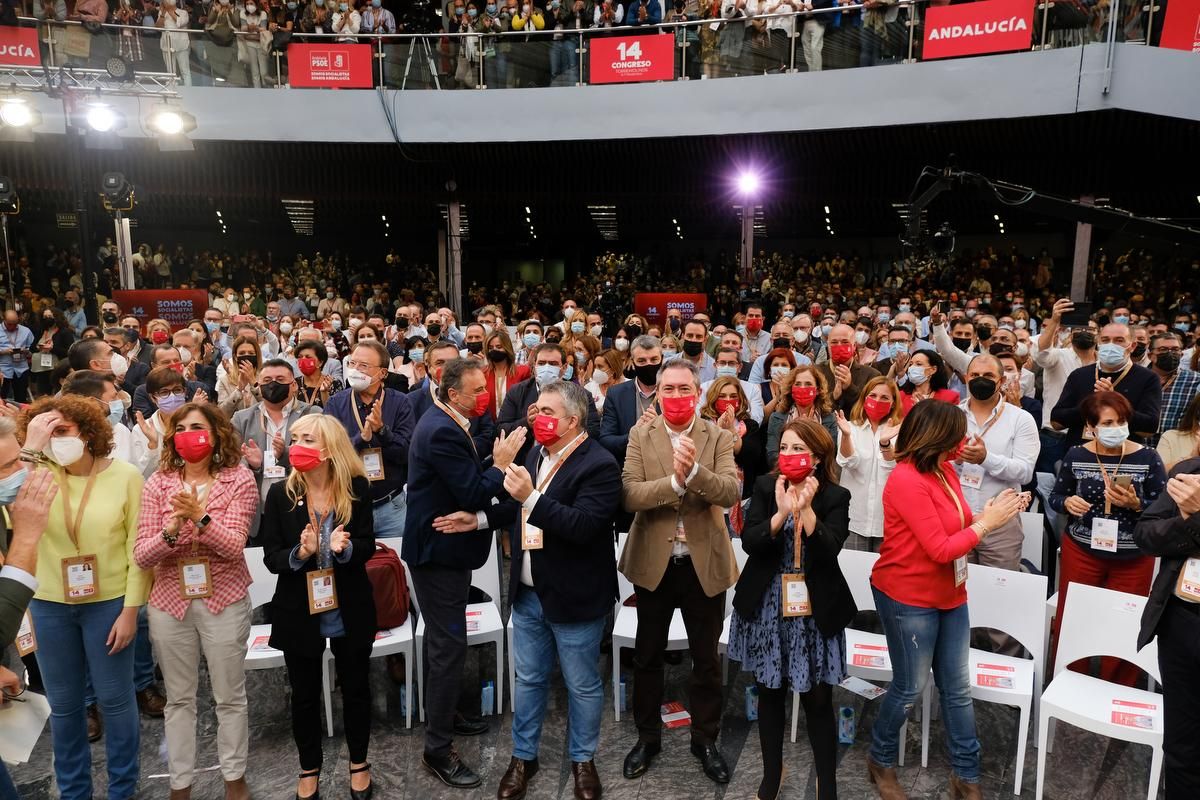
231, 400, 321, 538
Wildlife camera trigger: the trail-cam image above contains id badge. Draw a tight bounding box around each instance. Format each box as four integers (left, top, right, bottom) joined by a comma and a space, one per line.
38, 353, 53, 368
521, 510, 543, 550
675, 518, 687, 544
11, 351, 23, 362
958, 463, 984, 490
306, 568, 339, 614
263, 450, 285, 480
781, 573, 812, 617
1091, 517, 1120, 553
62, 554, 99, 602
953, 555, 968, 587
179, 557, 213, 599
15, 610, 36, 656
362, 448, 385, 482
1175, 557, 1200, 603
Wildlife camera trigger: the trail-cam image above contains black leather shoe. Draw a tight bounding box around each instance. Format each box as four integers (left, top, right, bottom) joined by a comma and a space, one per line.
622, 740, 661, 779
453, 712, 489, 737
422, 749, 482, 789
690, 741, 730, 784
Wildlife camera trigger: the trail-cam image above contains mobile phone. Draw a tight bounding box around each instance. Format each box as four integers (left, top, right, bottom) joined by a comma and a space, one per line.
1060, 301, 1093, 328
232, 314, 252, 323
1114, 475, 1133, 489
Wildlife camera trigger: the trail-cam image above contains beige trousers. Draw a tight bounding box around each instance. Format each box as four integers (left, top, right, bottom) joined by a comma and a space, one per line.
148, 596, 252, 789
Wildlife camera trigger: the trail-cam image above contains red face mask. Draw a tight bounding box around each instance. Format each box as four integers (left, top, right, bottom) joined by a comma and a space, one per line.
461, 389, 490, 418
173, 430, 213, 464
863, 396, 892, 423
533, 414, 563, 446
745, 318, 763, 334
778, 452, 814, 484
714, 398, 740, 416
297, 357, 319, 376
829, 344, 856, 365
952, 437, 968, 461
791, 385, 817, 407
168, 362, 185, 374
660, 395, 696, 426
151, 330, 169, 344
289, 444, 325, 473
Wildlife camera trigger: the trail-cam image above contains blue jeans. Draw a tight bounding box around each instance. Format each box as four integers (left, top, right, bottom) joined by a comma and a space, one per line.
372, 489, 407, 539
30, 597, 141, 800
0, 760, 18, 800
550, 39, 577, 84
86, 605, 155, 704
510, 589, 605, 763
869, 586, 980, 783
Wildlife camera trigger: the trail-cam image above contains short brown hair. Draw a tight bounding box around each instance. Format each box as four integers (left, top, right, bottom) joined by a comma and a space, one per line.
701, 376, 750, 422
1081, 390, 1133, 427
17, 394, 114, 459
160, 402, 244, 474
773, 419, 839, 485
146, 365, 185, 397
893, 399, 967, 474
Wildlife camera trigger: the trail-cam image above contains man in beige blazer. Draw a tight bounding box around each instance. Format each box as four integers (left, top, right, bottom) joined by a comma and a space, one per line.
617, 358, 740, 785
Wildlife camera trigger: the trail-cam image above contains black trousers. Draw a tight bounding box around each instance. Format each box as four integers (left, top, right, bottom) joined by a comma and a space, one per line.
411, 563, 472, 757
1, 371, 29, 403
283, 637, 372, 771
632, 556, 725, 745
1158, 599, 1200, 800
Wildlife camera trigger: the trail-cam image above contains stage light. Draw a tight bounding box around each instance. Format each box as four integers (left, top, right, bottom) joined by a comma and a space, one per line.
0, 98, 32, 128
151, 109, 184, 135
101, 172, 134, 211
146, 101, 196, 138
86, 103, 118, 132
737, 171, 760, 195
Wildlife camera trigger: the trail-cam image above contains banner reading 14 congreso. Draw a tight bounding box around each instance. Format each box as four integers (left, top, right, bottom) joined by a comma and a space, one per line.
922, 0, 1034, 60
633, 293, 708, 326
590, 35, 675, 84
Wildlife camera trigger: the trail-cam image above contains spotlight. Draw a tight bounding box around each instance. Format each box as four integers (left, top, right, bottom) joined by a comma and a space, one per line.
0, 98, 33, 128
736, 171, 760, 195
86, 103, 119, 132
930, 222, 957, 256
147, 101, 196, 137
0, 176, 18, 214
101, 172, 134, 212
105, 54, 134, 82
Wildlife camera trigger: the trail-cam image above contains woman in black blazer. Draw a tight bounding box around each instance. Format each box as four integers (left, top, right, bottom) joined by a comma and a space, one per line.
728, 419, 855, 800
260, 415, 377, 800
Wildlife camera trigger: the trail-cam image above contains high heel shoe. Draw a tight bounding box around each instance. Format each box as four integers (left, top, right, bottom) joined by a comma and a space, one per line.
295, 768, 320, 800
349, 763, 373, 800
948, 774, 982, 800
755, 766, 788, 800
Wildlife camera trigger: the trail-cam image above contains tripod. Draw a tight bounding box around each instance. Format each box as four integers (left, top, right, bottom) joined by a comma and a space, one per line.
401, 36, 442, 90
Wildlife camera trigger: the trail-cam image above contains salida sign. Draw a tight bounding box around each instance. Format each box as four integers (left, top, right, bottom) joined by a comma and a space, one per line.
0, 27, 41, 68
922, 0, 1033, 60
288, 43, 373, 88
589, 35, 674, 84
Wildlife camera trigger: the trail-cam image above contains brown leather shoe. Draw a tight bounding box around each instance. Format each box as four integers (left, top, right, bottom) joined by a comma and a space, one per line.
169, 788, 191, 800
224, 776, 251, 800
571, 760, 602, 800
496, 756, 538, 800
948, 774, 982, 800
136, 685, 167, 718
866, 758, 908, 800
86, 704, 103, 743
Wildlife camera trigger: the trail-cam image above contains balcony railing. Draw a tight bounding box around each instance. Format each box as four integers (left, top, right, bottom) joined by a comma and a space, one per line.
4, 0, 1163, 91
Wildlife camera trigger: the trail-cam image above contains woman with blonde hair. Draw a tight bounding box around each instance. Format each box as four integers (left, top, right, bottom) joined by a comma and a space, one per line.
560, 308, 590, 352
259, 415, 376, 800
146, 318, 173, 347
834, 376, 904, 552
659, 334, 682, 360
585, 348, 625, 412
766, 365, 837, 462
134, 402, 258, 800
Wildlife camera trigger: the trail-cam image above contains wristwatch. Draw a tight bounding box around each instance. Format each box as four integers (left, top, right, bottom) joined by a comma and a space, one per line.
196, 514, 213, 529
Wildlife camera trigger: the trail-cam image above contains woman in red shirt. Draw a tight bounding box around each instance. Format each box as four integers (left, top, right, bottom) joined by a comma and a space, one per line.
482, 328, 529, 420
866, 400, 1022, 800
894, 350, 960, 417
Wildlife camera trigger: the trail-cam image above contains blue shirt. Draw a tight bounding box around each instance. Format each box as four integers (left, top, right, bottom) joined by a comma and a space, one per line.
324, 386, 414, 500
64, 307, 87, 336
0, 324, 34, 377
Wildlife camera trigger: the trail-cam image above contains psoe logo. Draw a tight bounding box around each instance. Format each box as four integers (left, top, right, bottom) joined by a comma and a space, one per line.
309, 49, 350, 71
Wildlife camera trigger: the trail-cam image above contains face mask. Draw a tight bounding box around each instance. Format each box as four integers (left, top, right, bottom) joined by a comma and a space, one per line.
975, 325, 993, 342
174, 345, 192, 365
716, 365, 739, 379
772, 337, 790, 351
279, 322, 294, 336
409, 349, 425, 363
570, 321, 585, 335
535, 364, 561, 387
1113, 315, 1130, 325
345, 368, 375, 392
877, 313, 891, 325
793, 329, 808, 345
260, 380, 291, 405
1071, 330, 1096, 350
533, 414, 565, 446
590, 324, 603, 337
174, 430, 214, 463
327, 318, 343, 332
339, 1, 348, 9
267, 314, 280, 323
151, 330, 169, 345
890, 342, 909, 356
156, 391, 187, 413
949, 337, 972, 352
863, 397, 892, 423
0, 467, 29, 505
455, 5, 465, 12
614, 338, 630, 352
48, 436, 86, 467
1013, 319, 1028, 330
1098, 343, 1127, 370
633, 362, 659, 386
965, 309, 978, 319
782, 310, 795, 319
770, 365, 790, 381
1015, 343, 1030, 359
1175, 322, 1191, 334
515, 332, 539, 350
109, 352, 129, 378
791, 385, 817, 407
662, 349, 678, 359
290, 445, 326, 473
714, 398, 739, 416
1156, 353, 1181, 372
1096, 424, 1130, 449
348, 318, 364, 329
898, 304, 911, 314
454, 389, 490, 418
372, 0, 381, 6
294, 356, 319, 377
486, 2, 496, 10
104, 399, 125, 426
205, 321, 220, 333
102, 311, 118, 325
829, 344, 856, 365
967, 376, 997, 401
778, 452, 814, 483
820, 324, 833, 337
592, 368, 610, 385
660, 395, 696, 426
906, 365, 930, 386
1131, 343, 1147, 361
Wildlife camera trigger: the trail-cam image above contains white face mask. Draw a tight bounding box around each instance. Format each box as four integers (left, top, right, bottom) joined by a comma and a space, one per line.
854, 330, 870, 346
614, 338, 629, 352
48, 436, 86, 467
590, 324, 603, 337
348, 318, 364, 329
345, 368, 374, 392
110, 352, 129, 378
279, 322, 294, 336
591, 368, 610, 385
178, 346, 192, 365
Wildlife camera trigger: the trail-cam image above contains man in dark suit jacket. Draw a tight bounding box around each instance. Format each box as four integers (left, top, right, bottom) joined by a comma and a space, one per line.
409, 339, 495, 454
497, 342, 600, 464
1133, 457, 1200, 797
598, 335, 663, 464
401, 358, 527, 790
484, 380, 620, 800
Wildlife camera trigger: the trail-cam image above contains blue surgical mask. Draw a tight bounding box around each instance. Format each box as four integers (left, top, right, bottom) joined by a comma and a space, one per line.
535, 364, 561, 387
877, 312, 891, 324
770, 365, 790, 381
662, 349, 678, 359
716, 365, 738, 379
315, 0, 324, 6
898, 304, 911, 313
782, 310, 795, 319
288, 1, 297, 8
570, 321, 585, 335
906, 365, 929, 386
1098, 342, 1127, 369
1095, 424, 1129, 449
0, 468, 29, 506
890, 342, 909, 356
563, 364, 574, 381
468, 6, 477, 14
455, 5, 464, 12
1174, 322, 1190, 334
108, 399, 125, 426
409, 348, 424, 362
205, 320, 220, 333
486, 2, 496, 10
1113, 315, 1130, 325
522, 333, 541, 349
339, 1, 348, 10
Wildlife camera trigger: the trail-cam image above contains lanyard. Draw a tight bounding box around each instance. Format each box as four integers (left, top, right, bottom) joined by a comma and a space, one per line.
535, 433, 587, 493
306, 502, 333, 569
1097, 361, 1132, 390
972, 400, 1005, 439
300, 381, 324, 406
58, 462, 101, 554
433, 396, 478, 457
350, 390, 382, 435
791, 507, 805, 570
1094, 446, 1127, 514
935, 472, 967, 531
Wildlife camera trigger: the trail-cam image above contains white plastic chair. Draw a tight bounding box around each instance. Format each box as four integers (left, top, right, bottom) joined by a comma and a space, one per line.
958, 563, 1048, 795
1035, 582, 1162, 800
1020, 511, 1045, 573
716, 537, 751, 683
611, 532, 690, 721
415, 531, 505, 719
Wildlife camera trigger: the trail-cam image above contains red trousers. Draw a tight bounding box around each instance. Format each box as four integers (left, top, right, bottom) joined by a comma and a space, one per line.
1051, 534, 1155, 687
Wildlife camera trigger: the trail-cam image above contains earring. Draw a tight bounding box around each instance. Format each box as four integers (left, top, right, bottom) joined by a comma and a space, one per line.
172, 456, 184, 469
212, 451, 223, 465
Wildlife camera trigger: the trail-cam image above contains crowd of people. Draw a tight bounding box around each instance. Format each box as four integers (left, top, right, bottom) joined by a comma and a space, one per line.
0, 235, 1198, 800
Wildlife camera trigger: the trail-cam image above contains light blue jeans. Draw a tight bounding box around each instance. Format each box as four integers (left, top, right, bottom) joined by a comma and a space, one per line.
30, 597, 141, 800
869, 585, 980, 783
510, 589, 606, 763
372, 488, 407, 539
86, 604, 155, 704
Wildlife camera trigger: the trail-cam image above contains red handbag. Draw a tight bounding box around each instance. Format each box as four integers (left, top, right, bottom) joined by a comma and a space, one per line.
365, 543, 411, 629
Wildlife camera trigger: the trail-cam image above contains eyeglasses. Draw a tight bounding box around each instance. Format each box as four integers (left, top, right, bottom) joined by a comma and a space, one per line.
260, 376, 294, 386
345, 360, 379, 371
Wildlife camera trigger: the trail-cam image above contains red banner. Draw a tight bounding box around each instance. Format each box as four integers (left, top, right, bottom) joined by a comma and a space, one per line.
589, 35, 675, 84
633, 293, 708, 326
287, 43, 374, 88
1159, 0, 1200, 52
113, 290, 211, 330
0, 26, 41, 68
922, 0, 1033, 60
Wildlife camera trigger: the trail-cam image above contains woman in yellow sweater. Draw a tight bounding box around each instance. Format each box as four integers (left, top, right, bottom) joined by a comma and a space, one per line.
18, 395, 148, 800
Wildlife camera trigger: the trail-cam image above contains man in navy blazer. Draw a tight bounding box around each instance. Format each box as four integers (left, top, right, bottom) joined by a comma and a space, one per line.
598, 335, 664, 464
402, 358, 527, 790
409, 340, 495, 453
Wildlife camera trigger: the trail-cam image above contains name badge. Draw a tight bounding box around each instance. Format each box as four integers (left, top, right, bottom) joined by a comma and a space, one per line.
781, 573, 812, 617
521, 510, 543, 550
953, 555, 968, 587
62, 554, 99, 603
674, 518, 687, 544
1091, 517, 1120, 553
179, 557, 213, 599
11, 351, 23, 362
15, 611, 36, 656
38, 353, 54, 368
306, 567, 339, 614
263, 449, 286, 479
958, 463, 985, 490
362, 448, 385, 482
1175, 557, 1200, 603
